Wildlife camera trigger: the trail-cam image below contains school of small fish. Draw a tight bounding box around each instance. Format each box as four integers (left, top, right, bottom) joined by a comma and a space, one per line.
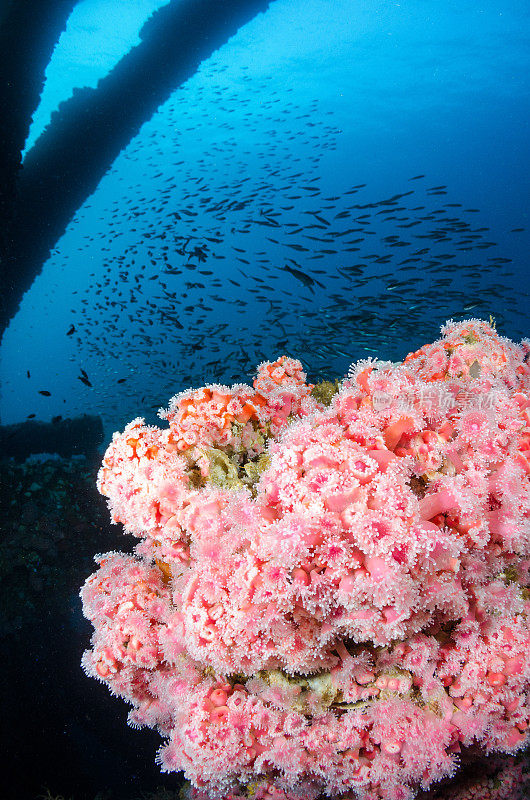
21, 61, 526, 432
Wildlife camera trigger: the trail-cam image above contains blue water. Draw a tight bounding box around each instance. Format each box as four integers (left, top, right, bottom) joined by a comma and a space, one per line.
1, 0, 529, 446
2, 4, 530, 799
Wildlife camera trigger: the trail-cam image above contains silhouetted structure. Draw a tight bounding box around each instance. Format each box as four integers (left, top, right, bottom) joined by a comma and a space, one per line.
0, 414, 104, 461
0, 0, 274, 343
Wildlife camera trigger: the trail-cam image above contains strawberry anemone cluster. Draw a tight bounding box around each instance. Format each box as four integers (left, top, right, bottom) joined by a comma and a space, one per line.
81, 321, 530, 800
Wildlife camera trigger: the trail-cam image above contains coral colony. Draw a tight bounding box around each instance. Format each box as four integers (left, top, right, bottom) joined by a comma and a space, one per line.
81, 319, 530, 800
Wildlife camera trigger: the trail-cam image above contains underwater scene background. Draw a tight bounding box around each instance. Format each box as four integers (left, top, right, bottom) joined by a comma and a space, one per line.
0, 1, 529, 799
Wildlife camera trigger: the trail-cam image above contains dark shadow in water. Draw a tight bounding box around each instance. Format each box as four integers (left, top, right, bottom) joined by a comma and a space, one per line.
0, 0, 79, 247
0, 0, 275, 343
0, 452, 184, 800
